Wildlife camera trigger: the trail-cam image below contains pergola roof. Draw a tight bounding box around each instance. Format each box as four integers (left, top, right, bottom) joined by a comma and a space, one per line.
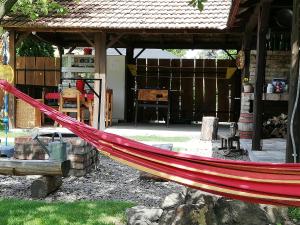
1, 0, 231, 31
1, 0, 243, 49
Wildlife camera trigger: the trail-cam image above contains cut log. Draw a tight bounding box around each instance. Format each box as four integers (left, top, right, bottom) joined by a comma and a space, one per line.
0, 159, 70, 176
200, 117, 219, 141
31, 176, 62, 199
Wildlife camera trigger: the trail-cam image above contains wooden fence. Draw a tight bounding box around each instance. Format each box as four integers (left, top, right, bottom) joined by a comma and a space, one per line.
16, 57, 61, 87
134, 58, 241, 123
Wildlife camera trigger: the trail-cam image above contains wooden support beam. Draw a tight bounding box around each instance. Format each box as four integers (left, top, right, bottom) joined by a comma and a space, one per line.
286, 0, 300, 163
114, 48, 123, 55
252, 0, 272, 151
67, 46, 76, 54
125, 47, 134, 122
93, 32, 107, 130
222, 49, 235, 60
80, 33, 95, 47
106, 34, 124, 48
0, 159, 70, 176
8, 30, 16, 129
134, 48, 145, 60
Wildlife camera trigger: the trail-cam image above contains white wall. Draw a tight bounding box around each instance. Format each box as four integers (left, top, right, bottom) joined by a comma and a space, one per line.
107, 56, 125, 121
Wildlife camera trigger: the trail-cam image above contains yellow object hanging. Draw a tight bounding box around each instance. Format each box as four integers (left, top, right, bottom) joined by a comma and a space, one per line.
226, 67, 237, 79
0, 64, 14, 84
128, 64, 137, 76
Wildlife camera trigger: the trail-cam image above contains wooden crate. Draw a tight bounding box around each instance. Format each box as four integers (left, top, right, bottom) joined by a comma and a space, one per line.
16, 99, 43, 128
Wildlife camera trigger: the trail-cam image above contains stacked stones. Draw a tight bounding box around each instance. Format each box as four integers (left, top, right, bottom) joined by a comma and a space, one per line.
238, 93, 254, 139
14, 135, 98, 177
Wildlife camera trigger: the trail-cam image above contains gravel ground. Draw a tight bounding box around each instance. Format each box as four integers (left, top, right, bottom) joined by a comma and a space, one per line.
0, 138, 249, 206
0, 154, 184, 206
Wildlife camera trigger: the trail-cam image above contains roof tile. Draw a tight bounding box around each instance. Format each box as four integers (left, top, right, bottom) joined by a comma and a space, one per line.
1, 0, 231, 30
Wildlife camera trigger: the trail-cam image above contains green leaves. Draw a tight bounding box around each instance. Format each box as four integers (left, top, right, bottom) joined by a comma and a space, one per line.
11, 0, 68, 20
188, 0, 207, 11
16, 36, 54, 57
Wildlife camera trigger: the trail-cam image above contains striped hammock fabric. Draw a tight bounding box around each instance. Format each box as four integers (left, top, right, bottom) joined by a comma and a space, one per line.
1, 80, 300, 207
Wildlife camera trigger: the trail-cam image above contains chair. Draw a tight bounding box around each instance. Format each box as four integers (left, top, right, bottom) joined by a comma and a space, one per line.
59, 88, 84, 122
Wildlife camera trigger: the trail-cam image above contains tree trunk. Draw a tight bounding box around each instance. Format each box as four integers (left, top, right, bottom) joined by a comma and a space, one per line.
200, 117, 219, 141
0, 159, 70, 176
0, 0, 18, 19
31, 176, 63, 198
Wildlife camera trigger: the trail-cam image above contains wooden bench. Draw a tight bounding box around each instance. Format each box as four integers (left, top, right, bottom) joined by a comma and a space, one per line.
135, 89, 170, 126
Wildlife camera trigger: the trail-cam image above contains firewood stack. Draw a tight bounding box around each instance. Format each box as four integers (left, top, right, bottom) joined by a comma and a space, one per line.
263, 114, 288, 138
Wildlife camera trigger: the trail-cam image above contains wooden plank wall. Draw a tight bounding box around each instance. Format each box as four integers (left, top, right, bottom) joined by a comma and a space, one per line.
15, 57, 61, 87
134, 58, 240, 123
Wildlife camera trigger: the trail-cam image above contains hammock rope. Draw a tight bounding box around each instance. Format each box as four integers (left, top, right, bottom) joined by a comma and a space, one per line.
1, 80, 300, 207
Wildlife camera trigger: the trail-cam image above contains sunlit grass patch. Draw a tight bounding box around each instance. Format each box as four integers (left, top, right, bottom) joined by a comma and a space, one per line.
0, 198, 135, 225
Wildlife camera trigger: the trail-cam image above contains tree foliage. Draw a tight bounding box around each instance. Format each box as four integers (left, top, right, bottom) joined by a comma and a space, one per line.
166, 49, 187, 57
11, 0, 67, 20
16, 36, 54, 57
189, 0, 207, 11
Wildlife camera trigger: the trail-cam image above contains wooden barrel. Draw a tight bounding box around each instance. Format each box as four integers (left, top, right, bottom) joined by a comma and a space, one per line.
238, 113, 253, 139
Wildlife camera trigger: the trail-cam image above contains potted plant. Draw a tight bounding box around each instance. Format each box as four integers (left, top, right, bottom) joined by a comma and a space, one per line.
243, 77, 253, 93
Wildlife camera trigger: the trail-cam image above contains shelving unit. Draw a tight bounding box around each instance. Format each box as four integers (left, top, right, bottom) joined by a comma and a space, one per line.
61, 54, 96, 91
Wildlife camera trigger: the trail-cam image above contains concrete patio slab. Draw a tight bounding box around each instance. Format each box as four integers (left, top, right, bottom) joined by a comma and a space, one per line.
241, 138, 286, 163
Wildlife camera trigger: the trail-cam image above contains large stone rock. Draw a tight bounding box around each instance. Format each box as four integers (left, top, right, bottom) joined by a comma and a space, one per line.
171, 204, 217, 225
126, 206, 163, 225
214, 198, 271, 225
158, 209, 176, 225
160, 192, 185, 210
127, 189, 296, 225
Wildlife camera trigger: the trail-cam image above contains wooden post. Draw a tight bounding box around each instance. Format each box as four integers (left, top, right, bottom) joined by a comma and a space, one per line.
125, 47, 135, 122
286, 0, 300, 162
8, 30, 16, 129
31, 176, 63, 198
252, 1, 271, 151
93, 32, 106, 130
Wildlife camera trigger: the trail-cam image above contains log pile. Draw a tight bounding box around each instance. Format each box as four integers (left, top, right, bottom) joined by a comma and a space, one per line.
263, 114, 288, 138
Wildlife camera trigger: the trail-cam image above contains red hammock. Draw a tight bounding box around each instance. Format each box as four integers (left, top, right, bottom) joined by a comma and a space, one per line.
1, 80, 300, 207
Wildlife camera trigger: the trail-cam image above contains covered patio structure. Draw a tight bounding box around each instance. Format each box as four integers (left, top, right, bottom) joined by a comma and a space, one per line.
228, 0, 300, 162
0, 0, 242, 130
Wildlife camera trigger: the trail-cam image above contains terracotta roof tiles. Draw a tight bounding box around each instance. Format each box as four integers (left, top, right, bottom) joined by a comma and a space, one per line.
1, 0, 231, 30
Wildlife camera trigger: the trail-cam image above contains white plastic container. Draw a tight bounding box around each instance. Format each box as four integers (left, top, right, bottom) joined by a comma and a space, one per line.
267, 83, 274, 93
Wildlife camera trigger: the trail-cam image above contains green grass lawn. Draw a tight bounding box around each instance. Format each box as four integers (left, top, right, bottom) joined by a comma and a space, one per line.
0, 199, 134, 225
289, 207, 300, 223
126, 135, 191, 142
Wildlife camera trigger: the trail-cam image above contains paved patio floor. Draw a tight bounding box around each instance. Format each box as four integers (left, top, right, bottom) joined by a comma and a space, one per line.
8, 123, 287, 163
241, 138, 286, 163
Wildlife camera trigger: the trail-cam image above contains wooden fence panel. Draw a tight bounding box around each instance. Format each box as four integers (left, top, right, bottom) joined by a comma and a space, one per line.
45, 58, 59, 86
136, 58, 146, 89
132, 58, 239, 123
216, 60, 228, 121
195, 59, 204, 121
16, 57, 26, 85
203, 60, 216, 117
16, 56, 60, 87
25, 57, 35, 85
34, 57, 45, 86
181, 59, 194, 121
147, 59, 159, 89
170, 59, 181, 122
